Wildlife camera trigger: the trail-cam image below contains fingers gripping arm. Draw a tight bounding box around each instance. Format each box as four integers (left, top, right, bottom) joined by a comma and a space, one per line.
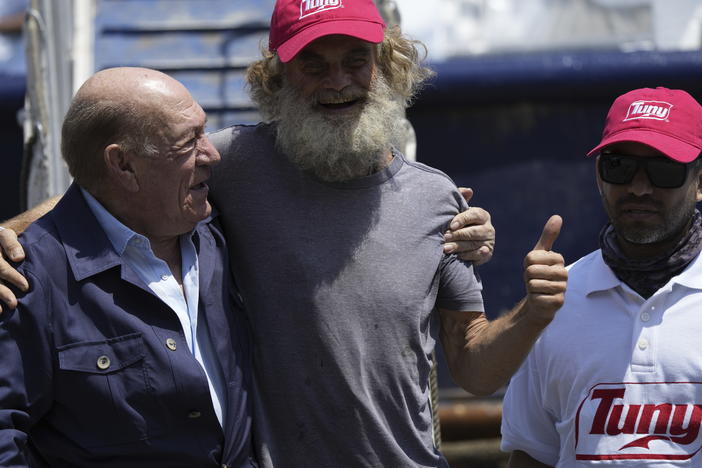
443, 188, 495, 266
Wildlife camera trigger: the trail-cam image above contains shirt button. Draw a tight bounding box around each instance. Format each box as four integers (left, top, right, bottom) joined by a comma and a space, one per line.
637, 339, 649, 350
188, 410, 201, 419
641, 312, 651, 322
161, 274, 169, 281
96, 355, 111, 370
166, 338, 177, 351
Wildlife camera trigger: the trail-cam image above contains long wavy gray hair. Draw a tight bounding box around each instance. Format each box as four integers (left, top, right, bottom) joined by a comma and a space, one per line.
246, 26, 435, 121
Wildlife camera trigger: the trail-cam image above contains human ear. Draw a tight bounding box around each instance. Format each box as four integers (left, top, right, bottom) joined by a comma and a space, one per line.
104, 144, 139, 192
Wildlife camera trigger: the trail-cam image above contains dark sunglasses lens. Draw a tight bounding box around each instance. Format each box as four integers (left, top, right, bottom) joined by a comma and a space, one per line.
599, 155, 639, 184
600, 154, 688, 188
646, 159, 688, 188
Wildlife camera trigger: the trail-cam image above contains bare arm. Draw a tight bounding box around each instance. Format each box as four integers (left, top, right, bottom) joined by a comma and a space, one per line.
508, 450, 553, 468
2, 196, 60, 234
439, 216, 567, 395
0, 196, 60, 312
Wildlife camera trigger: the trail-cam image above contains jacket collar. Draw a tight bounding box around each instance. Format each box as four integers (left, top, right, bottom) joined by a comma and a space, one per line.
52, 183, 126, 283
53, 184, 213, 294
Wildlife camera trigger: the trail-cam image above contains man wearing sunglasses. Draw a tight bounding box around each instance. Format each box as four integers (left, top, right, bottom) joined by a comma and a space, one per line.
500, 87, 702, 467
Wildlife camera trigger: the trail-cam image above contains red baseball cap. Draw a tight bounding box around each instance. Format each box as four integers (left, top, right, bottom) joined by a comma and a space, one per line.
587, 87, 702, 163
269, 0, 386, 63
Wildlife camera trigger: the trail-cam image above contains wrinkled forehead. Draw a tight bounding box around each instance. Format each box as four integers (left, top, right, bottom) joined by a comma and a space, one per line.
156, 97, 206, 142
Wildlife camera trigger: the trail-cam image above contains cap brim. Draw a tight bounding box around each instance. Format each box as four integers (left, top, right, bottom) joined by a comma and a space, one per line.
276, 20, 385, 63
586, 129, 702, 163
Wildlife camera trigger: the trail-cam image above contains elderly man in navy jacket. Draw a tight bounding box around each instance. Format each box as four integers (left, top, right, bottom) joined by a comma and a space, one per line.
0, 67, 256, 467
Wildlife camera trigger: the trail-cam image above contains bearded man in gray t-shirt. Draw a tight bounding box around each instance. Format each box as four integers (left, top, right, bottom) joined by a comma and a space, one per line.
204, 1, 568, 467
0, 1, 569, 467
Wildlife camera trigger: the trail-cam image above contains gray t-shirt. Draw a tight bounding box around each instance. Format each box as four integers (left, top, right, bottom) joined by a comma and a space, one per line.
208, 123, 484, 468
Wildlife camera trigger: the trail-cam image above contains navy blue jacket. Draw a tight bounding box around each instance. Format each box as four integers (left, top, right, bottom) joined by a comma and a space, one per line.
0, 184, 256, 468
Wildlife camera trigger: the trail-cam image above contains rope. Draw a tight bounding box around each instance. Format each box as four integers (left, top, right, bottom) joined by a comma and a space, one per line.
430, 349, 441, 450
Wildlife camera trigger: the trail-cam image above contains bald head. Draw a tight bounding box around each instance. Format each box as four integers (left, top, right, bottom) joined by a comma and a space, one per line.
77, 67, 189, 112
61, 67, 194, 191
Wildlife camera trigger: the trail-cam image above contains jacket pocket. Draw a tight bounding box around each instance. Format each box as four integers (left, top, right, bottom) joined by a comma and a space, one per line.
54, 333, 163, 448
58, 333, 145, 374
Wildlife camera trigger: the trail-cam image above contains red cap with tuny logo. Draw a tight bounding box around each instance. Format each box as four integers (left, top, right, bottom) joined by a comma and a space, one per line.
587, 87, 702, 163
269, 0, 386, 63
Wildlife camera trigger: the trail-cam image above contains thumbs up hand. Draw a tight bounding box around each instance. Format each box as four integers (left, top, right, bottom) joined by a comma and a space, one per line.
522, 215, 568, 325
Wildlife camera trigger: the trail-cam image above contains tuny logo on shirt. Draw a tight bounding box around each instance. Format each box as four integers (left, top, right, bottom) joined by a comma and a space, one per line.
300, 0, 343, 19
623, 100, 673, 121
575, 382, 702, 461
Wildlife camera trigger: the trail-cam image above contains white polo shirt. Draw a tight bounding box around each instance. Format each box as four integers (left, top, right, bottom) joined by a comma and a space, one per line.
501, 249, 702, 467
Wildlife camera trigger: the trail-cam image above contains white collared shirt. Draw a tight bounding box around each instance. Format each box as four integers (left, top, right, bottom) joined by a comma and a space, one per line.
81, 188, 225, 427
501, 249, 702, 467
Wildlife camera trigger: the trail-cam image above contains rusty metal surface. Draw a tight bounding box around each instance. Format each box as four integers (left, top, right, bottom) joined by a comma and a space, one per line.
442, 438, 508, 468
439, 394, 506, 468
439, 396, 503, 441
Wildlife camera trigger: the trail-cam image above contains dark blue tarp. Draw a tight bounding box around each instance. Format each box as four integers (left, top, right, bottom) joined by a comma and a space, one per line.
411, 49, 702, 321
407, 49, 702, 388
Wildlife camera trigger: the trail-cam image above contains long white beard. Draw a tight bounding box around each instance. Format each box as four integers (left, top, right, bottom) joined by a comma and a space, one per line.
275, 74, 404, 182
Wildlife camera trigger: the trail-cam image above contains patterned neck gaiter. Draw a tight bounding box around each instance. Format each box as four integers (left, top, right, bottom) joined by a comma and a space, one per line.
599, 210, 702, 299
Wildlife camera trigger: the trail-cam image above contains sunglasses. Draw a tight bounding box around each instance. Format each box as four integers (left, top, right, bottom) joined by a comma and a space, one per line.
598, 153, 690, 189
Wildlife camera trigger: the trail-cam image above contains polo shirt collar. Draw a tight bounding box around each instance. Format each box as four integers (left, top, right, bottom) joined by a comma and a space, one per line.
671, 251, 702, 290
584, 248, 702, 296
583, 250, 621, 295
